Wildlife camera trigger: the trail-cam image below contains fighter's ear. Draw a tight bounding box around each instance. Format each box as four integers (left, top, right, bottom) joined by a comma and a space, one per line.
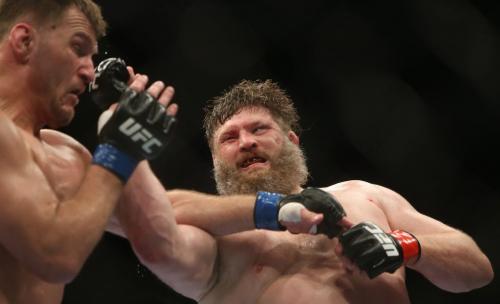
288, 130, 299, 145
8, 23, 36, 63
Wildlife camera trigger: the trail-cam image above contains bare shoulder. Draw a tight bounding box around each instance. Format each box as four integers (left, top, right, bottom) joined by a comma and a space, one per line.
40, 129, 85, 149
322, 180, 415, 212
40, 129, 91, 162
322, 180, 385, 201
322, 179, 376, 193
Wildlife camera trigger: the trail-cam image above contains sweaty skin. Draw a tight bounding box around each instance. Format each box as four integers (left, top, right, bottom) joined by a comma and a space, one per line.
193, 184, 410, 304
0, 2, 178, 301
116, 106, 492, 304
0, 129, 91, 304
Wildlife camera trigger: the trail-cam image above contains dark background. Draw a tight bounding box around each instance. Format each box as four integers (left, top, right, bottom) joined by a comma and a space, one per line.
62, 0, 498, 303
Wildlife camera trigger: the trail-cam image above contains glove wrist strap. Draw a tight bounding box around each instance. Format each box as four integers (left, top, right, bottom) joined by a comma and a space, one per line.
92, 143, 138, 182
391, 230, 421, 265
254, 191, 285, 230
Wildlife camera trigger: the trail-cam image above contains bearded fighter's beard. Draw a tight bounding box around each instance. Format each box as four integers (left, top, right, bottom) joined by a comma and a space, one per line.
213, 139, 309, 195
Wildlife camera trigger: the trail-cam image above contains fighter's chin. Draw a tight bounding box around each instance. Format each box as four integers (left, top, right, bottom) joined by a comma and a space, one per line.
65, 93, 80, 107
48, 107, 75, 128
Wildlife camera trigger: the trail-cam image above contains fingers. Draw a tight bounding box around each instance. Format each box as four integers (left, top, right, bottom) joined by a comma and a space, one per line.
126, 66, 135, 84
279, 204, 323, 235
153, 85, 178, 116
129, 73, 149, 92
147, 81, 166, 98
301, 208, 323, 231
126, 68, 178, 116
338, 217, 354, 230
156, 85, 178, 115
300, 209, 322, 235
166, 102, 178, 116
157, 85, 174, 104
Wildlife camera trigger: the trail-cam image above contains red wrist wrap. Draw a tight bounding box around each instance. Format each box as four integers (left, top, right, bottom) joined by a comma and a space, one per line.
391, 230, 421, 265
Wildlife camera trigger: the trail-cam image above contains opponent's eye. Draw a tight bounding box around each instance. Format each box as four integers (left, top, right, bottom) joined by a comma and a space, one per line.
221, 135, 237, 143
252, 125, 268, 134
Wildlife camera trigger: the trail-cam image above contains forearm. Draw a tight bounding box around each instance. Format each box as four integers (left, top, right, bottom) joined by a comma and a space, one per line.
117, 161, 181, 260
409, 229, 493, 292
117, 162, 218, 299
369, 184, 494, 291
169, 190, 256, 236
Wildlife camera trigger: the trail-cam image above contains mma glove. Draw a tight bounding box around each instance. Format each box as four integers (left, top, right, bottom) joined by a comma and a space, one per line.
254, 188, 346, 238
338, 222, 421, 278
89, 57, 130, 110
92, 88, 176, 182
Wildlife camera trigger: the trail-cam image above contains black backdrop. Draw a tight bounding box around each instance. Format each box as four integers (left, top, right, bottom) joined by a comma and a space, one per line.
62, 0, 498, 303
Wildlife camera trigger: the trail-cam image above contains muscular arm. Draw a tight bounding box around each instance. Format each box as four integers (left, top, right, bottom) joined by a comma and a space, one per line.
363, 181, 493, 292
168, 190, 256, 235
0, 118, 123, 283
170, 189, 327, 236
116, 162, 218, 300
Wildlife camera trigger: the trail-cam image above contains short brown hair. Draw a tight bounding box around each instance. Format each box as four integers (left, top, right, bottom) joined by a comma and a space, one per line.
0, 0, 106, 40
203, 79, 301, 149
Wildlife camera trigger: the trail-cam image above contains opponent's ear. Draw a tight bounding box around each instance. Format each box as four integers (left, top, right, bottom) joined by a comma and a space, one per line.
288, 130, 299, 145
8, 23, 36, 63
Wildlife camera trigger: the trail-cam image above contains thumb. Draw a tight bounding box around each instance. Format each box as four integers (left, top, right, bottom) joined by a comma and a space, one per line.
311, 213, 324, 225
97, 103, 119, 134
300, 208, 323, 234
97, 109, 113, 134
338, 217, 354, 230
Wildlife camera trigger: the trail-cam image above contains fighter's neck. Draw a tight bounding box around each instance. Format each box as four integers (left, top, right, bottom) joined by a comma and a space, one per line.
0, 95, 44, 136
0, 75, 45, 135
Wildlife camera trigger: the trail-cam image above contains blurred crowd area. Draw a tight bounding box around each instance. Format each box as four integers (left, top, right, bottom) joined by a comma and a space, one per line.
62, 0, 498, 303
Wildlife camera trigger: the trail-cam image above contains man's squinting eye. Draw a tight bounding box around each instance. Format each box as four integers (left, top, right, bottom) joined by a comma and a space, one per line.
221, 135, 237, 143
253, 125, 268, 134
72, 34, 95, 57
72, 41, 88, 57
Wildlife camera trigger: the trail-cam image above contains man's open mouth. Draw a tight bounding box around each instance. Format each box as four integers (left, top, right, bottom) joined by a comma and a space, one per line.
240, 157, 267, 168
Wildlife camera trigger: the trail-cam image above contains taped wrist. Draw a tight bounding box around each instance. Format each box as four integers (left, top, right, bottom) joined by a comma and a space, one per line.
92, 143, 138, 182
390, 230, 421, 265
254, 191, 285, 230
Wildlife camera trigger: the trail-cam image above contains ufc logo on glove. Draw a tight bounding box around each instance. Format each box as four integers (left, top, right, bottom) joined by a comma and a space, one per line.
339, 221, 421, 278
364, 224, 399, 257
119, 118, 162, 154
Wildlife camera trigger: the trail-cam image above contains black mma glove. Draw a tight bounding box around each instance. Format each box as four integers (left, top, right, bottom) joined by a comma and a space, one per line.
92, 88, 176, 181
254, 188, 346, 238
89, 57, 176, 182
339, 222, 421, 278
89, 57, 130, 110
